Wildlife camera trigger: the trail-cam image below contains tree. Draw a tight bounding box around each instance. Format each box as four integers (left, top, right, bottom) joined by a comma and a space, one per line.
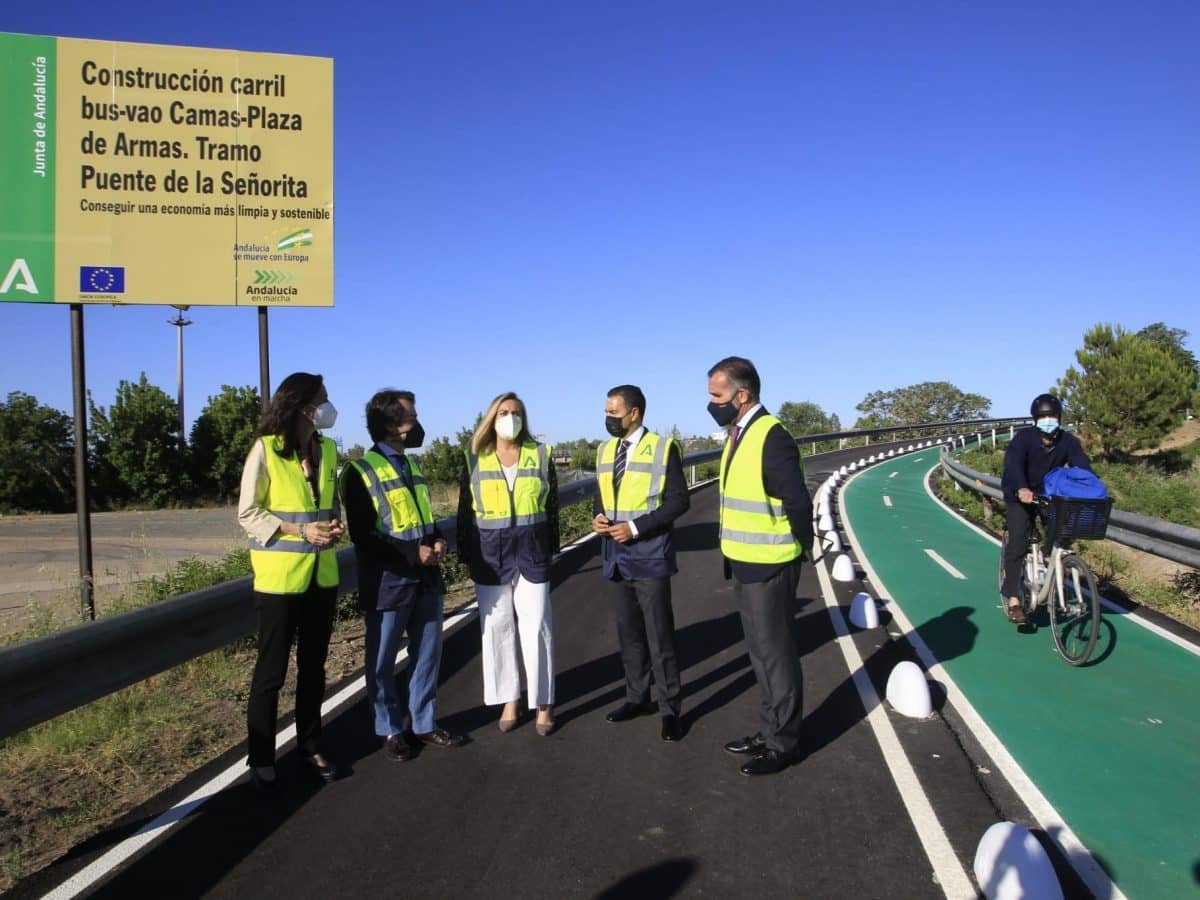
189, 385, 261, 502
1137, 322, 1199, 415
551, 437, 602, 472
1057, 323, 1192, 459
416, 422, 476, 485
854, 382, 991, 428
90, 373, 190, 507
777, 401, 839, 436
0, 392, 75, 512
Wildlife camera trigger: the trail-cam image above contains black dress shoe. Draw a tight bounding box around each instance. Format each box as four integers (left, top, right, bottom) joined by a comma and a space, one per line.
605, 701, 657, 723
249, 766, 278, 793
739, 748, 796, 777
415, 728, 467, 748
385, 734, 415, 762
302, 752, 341, 783
660, 715, 683, 742
723, 733, 766, 755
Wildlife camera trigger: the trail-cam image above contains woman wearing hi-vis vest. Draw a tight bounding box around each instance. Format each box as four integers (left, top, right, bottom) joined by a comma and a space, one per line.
457, 392, 559, 735
237, 372, 344, 791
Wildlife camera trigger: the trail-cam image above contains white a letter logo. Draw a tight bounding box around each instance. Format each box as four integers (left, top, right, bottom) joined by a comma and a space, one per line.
0, 259, 39, 295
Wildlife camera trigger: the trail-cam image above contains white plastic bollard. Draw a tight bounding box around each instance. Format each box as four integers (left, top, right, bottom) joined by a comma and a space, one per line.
831, 553, 855, 582
848, 592, 878, 629
887, 449, 895, 457
885, 661, 932, 718
816, 498, 830, 519
973, 822, 1063, 900
868, 454, 876, 463
817, 511, 835, 532
847, 462, 857, 472
822, 530, 842, 554
907, 444, 915, 451
858, 457, 867, 466
839, 465, 848, 475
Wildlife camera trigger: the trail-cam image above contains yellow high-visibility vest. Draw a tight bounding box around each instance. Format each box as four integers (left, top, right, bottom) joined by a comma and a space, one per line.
596, 431, 675, 522
342, 450, 435, 541
249, 435, 339, 594
719, 415, 804, 564
466, 442, 551, 529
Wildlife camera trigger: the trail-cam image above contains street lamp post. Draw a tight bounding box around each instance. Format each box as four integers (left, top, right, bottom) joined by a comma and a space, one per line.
168, 306, 192, 446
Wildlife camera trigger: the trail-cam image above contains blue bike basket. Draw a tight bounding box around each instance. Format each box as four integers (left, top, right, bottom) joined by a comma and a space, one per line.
1044, 496, 1113, 543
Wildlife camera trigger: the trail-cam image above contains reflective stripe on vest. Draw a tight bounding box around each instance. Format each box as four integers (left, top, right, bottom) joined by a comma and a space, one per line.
343, 451, 435, 542
719, 415, 803, 564
249, 435, 340, 593
467, 442, 550, 531
596, 431, 674, 522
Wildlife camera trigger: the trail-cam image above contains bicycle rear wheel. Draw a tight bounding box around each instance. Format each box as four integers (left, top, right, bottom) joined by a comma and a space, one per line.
1050, 553, 1101, 665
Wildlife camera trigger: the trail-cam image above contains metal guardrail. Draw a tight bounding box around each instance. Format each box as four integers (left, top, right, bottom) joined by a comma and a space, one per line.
0, 416, 1023, 741
940, 450, 1200, 569
0, 472, 607, 740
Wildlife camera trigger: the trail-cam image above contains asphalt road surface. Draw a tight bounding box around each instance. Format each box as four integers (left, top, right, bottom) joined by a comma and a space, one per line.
15, 442, 1099, 899
0, 507, 244, 631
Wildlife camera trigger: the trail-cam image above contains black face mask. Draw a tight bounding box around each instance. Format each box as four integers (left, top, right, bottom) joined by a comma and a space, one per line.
707, 400, 739, 427
604, 415, 628, 438
401, 421, 425, 449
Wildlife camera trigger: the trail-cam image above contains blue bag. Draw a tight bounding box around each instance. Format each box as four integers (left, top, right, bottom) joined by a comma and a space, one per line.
1043, 466, 1108, 499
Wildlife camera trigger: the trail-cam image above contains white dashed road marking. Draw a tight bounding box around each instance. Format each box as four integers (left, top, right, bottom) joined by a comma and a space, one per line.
923, 549, 966, 580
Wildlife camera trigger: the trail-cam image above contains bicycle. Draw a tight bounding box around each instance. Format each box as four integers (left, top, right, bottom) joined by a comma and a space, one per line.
998, 494, 1113, 665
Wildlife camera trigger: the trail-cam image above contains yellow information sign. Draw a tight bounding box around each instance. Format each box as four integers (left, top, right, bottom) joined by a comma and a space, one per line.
1, 33, 333, 307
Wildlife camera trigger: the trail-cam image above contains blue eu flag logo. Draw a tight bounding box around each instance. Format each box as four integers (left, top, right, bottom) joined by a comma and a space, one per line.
79, 266, 125, 293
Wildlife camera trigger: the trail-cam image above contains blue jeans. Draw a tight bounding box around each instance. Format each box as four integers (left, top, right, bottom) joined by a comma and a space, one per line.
364, 588, 445, 736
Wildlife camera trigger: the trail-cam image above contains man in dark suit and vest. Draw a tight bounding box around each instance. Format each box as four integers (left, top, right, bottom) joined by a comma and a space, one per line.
592, 385, 690, 742
341, 389, 466, 762
707, 357, 813, 776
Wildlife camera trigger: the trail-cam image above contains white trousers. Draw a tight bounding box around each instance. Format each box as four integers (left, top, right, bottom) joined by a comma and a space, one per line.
476, 576, 555, 708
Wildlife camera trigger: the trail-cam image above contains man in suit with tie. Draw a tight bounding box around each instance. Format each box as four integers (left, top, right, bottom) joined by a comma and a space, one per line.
707, 357, 813, 776
591, 385, 690, 742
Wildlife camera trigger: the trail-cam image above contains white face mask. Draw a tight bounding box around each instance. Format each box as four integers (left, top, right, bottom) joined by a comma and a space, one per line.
309, 401, 337, 430
495, 413, 522, 441
1036, 417, 1059, 435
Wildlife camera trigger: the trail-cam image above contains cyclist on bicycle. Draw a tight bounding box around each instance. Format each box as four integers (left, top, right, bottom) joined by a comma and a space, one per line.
1000, 393, 1093, 624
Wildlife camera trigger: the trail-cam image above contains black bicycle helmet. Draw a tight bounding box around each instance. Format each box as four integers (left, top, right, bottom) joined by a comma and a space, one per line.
1030, 393, 1062, 419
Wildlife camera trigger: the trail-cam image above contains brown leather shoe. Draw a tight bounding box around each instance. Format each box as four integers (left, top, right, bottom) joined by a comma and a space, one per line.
384, 734, 415, 762
1006, 598, 1027, 625
414, 728, 467, 748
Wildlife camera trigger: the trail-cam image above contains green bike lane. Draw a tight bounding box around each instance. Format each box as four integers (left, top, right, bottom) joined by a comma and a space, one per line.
840, 450, 1200, 899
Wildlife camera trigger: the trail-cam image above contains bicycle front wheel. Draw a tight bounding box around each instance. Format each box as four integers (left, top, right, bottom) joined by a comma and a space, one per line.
1050, 553, 1101, 665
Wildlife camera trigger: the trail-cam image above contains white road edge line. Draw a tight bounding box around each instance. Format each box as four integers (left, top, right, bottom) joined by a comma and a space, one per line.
840, 461, 1127, 900
814, 541, 976, 899
923, 467, 1200, 659
924, 549, 967, 580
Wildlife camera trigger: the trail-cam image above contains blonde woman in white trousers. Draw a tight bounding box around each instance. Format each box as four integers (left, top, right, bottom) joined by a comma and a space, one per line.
457, 391, 558, 735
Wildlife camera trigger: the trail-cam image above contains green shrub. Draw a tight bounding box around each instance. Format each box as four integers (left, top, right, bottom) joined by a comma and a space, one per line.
559, 499, 594, 544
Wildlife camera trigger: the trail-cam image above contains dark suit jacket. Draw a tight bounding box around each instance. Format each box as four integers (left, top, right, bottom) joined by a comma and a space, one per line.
592, 438, 690, 581
721, 407, 814, 584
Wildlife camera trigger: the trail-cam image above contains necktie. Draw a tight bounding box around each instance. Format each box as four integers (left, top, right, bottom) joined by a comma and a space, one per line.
729, 424, 741, 445
613, 440, 628, 491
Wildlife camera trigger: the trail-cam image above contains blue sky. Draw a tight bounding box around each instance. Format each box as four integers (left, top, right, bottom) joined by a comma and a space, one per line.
2, 2, 1197, 451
